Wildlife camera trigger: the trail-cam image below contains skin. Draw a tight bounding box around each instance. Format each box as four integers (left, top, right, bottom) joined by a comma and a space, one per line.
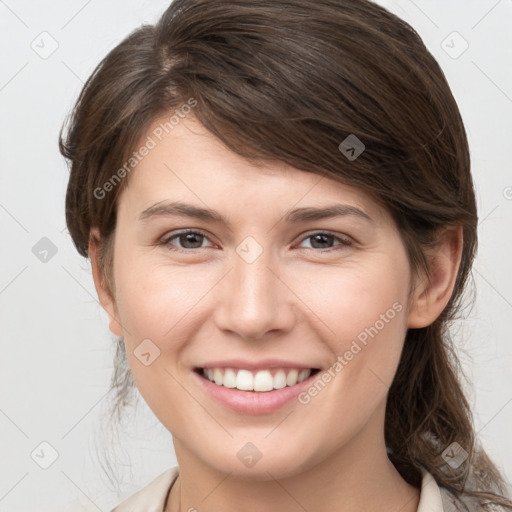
90, 114, 462, 512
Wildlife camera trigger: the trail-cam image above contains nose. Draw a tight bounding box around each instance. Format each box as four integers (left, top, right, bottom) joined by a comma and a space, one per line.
213, 246, 296, 341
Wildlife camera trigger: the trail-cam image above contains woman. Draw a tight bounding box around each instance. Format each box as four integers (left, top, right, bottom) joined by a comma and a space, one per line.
59, 0, 512, 510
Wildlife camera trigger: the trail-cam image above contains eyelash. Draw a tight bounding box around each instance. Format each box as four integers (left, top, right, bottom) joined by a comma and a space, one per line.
159, 229, 354, 253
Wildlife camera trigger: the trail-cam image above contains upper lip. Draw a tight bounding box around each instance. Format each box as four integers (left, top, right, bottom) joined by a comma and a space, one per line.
195, 359, 320, 371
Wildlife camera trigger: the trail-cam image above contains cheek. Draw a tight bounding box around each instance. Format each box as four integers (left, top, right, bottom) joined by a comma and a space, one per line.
295, 257, 410, 348
291, 266, 410, 451
293, 251, 411, 405
114, 262, 215, 419
113, 257, 219, 342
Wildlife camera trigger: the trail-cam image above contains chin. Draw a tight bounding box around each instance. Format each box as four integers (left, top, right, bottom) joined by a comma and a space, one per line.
198, 443, 317, 481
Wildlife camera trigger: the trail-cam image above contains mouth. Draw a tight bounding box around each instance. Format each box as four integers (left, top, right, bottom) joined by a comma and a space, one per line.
193, 366, 322, 392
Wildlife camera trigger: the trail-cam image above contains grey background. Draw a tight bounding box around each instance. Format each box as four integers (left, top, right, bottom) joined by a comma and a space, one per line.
0, 0, 511, 510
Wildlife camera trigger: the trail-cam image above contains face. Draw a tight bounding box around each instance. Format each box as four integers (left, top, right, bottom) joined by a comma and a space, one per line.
101, 114, 417, 479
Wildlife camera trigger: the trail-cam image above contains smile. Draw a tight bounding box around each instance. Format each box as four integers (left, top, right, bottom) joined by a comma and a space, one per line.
192, 364, 323, 414
197, 367, 320, 392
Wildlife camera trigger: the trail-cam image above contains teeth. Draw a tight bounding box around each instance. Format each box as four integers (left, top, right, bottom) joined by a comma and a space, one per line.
298, 369, 310, 382
236, 369, 254, 391
286, 369, 298, 386
201, 367, 313, 391
223, 368, 237, 388
254, 370, 274, 392
213, 368, 223, 385
273, 369, 287, 389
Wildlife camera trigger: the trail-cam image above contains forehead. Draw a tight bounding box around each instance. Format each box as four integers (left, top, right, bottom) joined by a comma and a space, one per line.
120, 114, 390, 225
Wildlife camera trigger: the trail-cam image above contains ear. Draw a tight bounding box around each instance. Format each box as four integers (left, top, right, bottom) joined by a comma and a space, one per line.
407, 225, 463, 328
89, 227, 124, 337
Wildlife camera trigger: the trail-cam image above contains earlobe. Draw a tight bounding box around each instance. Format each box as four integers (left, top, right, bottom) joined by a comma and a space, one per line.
407, 226, 463, 329
89, 228, 124, 338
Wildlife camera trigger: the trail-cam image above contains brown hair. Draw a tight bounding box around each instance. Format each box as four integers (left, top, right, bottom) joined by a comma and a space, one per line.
59, 0, 512, 507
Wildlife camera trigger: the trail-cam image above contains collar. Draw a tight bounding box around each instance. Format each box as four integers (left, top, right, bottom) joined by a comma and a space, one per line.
417, 467, 445, 511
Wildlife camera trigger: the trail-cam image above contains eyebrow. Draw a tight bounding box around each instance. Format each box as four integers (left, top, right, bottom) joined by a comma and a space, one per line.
139, 201, 374, 226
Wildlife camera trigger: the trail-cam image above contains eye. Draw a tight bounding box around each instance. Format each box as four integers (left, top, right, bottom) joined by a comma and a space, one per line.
297, 231, 353, 251
160, 229, 213, 252
159, 229, 353, 253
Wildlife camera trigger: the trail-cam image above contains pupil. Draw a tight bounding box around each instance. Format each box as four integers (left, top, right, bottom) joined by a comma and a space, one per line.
312, 234, 331, 249
182, 233, 202, 248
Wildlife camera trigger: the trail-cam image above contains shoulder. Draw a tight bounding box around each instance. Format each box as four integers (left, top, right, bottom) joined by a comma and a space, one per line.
418, 468, 508, 512
438, 479, 507, 512
110, 465, 179, 512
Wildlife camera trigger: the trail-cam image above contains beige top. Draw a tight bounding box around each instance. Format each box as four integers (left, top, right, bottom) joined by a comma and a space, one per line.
110, 465, 503, 512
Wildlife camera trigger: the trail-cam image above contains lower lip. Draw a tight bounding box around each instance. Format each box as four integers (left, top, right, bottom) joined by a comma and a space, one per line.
192, 369, 320, 414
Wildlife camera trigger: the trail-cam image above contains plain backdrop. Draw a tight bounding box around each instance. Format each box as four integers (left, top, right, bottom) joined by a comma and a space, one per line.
0, 0, 511, 510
